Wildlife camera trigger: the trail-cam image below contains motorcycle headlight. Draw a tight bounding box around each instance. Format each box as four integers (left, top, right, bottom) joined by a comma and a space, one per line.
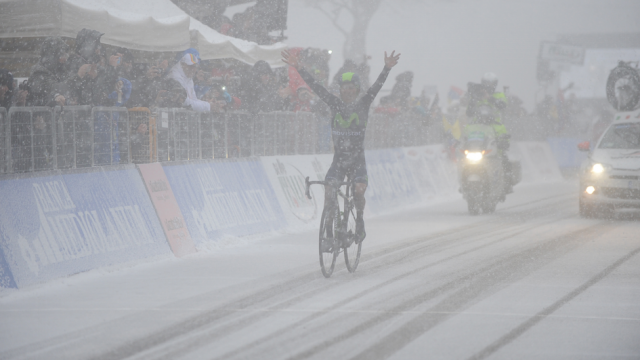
465, 150, 483, 161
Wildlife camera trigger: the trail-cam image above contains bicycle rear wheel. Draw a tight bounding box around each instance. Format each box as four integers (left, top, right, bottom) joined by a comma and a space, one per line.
319, 205, 339, 278
343, 201, 361, 273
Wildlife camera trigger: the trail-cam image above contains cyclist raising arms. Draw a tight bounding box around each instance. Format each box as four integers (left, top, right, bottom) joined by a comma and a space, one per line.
282, 49, 401, 242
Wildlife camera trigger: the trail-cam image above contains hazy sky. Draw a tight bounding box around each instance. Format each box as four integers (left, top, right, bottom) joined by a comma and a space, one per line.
286, 0, 640, 109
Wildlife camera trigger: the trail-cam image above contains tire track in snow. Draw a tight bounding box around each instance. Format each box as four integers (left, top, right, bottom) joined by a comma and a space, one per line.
467, 244, 640, 360
129, 199, 576, 359
344, 223, 616, 360
149, 214, 572, 360
0, 196, 577, 360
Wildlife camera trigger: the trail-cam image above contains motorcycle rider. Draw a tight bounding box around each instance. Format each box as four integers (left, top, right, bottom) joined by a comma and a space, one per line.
466, 72, 513, 194
467, 73, 507, 133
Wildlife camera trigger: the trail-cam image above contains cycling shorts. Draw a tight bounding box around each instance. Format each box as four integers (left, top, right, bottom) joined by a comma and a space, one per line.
325, 151, 368, 185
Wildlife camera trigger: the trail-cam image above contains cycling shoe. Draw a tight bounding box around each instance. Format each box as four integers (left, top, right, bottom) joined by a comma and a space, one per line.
355, 217, 366, 244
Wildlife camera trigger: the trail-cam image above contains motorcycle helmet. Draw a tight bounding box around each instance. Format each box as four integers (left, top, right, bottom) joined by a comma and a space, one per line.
481, 72, 498, 93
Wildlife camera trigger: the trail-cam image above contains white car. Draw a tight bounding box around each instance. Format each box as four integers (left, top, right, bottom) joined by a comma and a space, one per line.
579, 109, 640, 217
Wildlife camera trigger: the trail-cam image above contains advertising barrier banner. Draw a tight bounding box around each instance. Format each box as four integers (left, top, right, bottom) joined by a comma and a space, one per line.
162, 158, 286, 245
546, 137, 589, 169
364, 148, 422, 214
403, 145, 458, 200
262, 147, 460, 226
515, 142, 564, 182
0, 165, 169, 288
261, 154, 333, 230
138, 163, 196, 257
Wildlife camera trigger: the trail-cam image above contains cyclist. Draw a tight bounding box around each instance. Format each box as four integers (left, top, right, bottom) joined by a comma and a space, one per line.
282, 49, 401, 243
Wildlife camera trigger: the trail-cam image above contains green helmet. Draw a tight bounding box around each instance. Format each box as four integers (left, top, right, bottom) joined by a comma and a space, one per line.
339, 72, 361, 88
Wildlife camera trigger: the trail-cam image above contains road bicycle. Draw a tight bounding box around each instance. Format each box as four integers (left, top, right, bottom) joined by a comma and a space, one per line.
305, 175, 362, 278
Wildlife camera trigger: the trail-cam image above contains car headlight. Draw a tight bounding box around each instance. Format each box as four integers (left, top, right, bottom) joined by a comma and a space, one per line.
465, 150, 483, 161
590, 163, 611, 174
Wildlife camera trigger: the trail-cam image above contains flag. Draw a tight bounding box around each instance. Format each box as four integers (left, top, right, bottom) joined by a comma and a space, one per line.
443, 116, 461, 140
448, 86, 465, 104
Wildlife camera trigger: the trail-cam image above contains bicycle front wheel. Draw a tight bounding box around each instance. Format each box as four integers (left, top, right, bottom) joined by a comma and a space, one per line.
343, 203, 362, 273
319, 206, 339, 278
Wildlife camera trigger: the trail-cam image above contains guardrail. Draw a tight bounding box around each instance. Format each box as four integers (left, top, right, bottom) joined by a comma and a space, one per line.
0, 106, 438, 174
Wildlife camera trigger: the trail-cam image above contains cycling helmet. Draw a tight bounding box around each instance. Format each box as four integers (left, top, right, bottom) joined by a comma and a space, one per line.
481, 72, 498, 92
339, 72, 361, 88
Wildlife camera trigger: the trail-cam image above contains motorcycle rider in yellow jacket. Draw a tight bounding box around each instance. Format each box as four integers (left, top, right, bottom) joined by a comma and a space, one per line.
465, 72, 513, 194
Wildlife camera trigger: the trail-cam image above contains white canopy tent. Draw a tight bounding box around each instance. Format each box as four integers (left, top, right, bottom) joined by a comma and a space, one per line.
0, 0, 286, 67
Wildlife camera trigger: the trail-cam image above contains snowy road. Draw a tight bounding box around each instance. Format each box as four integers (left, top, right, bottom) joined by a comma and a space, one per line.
1, 181, 640, 359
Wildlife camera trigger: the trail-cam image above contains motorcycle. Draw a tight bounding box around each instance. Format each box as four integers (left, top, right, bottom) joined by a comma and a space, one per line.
458, 105, 520, 215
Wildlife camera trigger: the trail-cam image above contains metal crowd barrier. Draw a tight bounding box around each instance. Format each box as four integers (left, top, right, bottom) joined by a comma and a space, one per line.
0, 106, 131, 174
154, 108, 201, 162
205, 111, 320, 159
7, 106, 56, 173
91, 107, 131, 166
0, 107, 6, 174
0, 106, 439, 174
56, 105, 92, 169
129, 107, 156, 164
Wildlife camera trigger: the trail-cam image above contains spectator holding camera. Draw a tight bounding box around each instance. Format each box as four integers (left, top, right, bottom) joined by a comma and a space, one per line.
238, 60, 289, 113
66, 28, 121, 106
202, 82, 241, 113
128, 58, 169, 108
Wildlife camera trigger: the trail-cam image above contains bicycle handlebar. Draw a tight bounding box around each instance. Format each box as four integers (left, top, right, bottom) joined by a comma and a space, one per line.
305, 176, 351, 200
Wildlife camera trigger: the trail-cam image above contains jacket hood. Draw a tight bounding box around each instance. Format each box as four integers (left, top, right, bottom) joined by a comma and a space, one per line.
171, 48, 201, 69
38, 37, 70, 74
75, 28, 103, 61
252, 60, 273, 76
0, 69, 13, 90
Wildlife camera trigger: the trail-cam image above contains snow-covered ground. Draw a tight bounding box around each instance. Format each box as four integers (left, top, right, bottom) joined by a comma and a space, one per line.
1, 180, 639, 359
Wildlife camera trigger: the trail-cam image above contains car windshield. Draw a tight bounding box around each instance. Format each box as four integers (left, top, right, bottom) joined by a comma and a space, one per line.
598, 123, 640, 149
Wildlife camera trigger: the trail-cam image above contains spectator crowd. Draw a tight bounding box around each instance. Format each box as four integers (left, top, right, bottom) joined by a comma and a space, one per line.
0, 26, 562, 146
0, 28, 336, 116
0, 27, 443, 119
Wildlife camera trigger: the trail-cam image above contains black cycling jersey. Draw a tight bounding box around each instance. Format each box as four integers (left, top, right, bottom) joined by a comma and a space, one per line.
298, 66, 391, 158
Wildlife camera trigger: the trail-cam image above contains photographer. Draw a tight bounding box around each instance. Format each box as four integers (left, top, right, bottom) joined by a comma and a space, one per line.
66, 28, 122, 106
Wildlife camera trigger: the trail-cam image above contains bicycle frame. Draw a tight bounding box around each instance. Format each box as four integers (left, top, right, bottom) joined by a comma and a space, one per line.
306, 176, 355, 240
306, 176, 362, 277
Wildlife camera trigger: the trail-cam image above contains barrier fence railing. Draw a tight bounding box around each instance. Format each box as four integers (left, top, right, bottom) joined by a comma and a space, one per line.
0, 107, 438, 174
0, 107, 7, 174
